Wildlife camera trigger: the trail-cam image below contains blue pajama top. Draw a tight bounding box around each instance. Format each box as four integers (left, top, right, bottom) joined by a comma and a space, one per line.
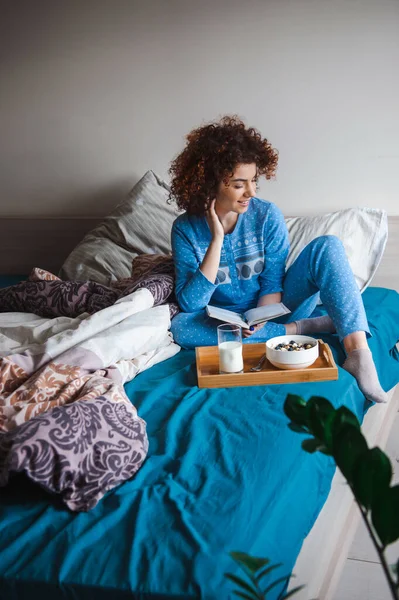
171, 198, 290, 313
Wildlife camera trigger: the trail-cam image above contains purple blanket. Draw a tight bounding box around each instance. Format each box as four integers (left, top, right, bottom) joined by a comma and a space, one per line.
0, 260, 179, 319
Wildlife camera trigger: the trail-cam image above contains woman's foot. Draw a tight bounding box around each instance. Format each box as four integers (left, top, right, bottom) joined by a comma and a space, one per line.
295, 315, 336, 335
343, 348, 388, 403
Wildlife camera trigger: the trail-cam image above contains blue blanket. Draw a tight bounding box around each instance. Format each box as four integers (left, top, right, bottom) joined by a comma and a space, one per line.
0, 283, 398, 600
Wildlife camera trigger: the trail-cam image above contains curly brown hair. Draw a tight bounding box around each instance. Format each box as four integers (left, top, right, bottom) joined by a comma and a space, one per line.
168, 115, 278, 216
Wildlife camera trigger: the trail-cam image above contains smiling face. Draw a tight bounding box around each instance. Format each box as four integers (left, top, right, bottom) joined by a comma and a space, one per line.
215, 163, 258, 217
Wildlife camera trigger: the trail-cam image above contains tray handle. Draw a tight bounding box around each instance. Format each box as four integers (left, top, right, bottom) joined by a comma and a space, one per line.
318, 339, 335, 367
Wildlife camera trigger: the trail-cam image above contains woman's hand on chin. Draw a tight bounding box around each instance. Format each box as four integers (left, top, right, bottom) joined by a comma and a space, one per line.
206, 199, 224, 242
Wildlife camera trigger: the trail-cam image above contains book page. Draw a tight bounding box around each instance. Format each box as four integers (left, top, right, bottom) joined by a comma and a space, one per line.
244, 303, 291, 326
206, 305, 248, 328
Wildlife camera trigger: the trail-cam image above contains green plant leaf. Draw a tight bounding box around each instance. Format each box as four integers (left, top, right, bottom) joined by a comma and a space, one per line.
306, 396, 334, 441
262, 574, 290, 595
323, 410, 338, 451
301, 437, 324, 453
318, 445, 333, 456
392, 557, 399, 588
280, 584, 306, 599
255, 563, 282, 583
332, 424, 368, 483
332, 406, 361, 436
389, 558, 399, 580
372, 485, 399, 548
232, 591, 259, 600
230, 551, 270, 574
225, 573, 259, 598
288, 422, 308, 434
284, 394, 308, 427
352, 447, 392, 509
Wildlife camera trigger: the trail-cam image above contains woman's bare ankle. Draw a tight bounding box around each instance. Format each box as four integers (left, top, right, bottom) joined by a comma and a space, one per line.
285, 322, 298, 335
343, 331, 369, 354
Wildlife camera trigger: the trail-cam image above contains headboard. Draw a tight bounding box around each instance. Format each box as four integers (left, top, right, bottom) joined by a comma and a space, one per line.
0, 216, 398, 291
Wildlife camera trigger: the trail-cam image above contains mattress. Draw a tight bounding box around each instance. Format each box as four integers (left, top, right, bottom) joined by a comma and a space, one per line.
0, 279, 398, 600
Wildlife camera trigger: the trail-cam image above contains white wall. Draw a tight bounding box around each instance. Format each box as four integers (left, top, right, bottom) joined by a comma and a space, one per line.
0, 0, 398, 217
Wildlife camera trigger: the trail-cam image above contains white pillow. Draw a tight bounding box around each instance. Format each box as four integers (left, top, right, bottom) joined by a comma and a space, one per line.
285, 207, 388, 293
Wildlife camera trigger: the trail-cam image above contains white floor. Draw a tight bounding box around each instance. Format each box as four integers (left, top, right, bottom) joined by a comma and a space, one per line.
333, 409, 399, 600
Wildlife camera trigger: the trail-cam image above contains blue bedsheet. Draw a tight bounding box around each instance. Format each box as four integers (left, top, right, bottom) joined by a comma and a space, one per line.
0, 283, 398, 600
0, 275, 26, 287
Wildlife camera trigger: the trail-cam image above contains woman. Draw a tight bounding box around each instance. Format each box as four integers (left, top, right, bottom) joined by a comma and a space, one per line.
169, 115, 387, 404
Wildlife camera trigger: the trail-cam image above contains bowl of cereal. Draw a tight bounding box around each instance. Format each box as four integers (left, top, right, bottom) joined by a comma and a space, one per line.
266, 335, 319, 370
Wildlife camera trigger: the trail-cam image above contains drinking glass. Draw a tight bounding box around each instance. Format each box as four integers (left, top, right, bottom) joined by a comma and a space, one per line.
217, 324, 244, 374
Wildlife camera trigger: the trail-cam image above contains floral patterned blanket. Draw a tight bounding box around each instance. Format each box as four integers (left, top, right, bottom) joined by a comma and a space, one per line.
0, 282, 180, 511
0, 261, 179, 319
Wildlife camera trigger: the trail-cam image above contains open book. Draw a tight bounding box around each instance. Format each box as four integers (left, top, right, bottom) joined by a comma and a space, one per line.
206, 302, 291, 329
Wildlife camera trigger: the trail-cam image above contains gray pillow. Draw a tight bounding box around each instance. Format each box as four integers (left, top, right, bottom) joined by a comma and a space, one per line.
59, 170, 180, 285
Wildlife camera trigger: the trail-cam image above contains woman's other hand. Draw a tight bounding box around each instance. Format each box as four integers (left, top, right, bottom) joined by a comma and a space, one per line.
207, 199, 224, 241
242, 323, 264, 338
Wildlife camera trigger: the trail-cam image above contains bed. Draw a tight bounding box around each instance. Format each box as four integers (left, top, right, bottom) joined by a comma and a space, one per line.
0, 200, 398, 600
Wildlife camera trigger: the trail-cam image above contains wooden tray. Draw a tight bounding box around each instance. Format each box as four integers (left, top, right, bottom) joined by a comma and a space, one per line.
195, 340, 338, 388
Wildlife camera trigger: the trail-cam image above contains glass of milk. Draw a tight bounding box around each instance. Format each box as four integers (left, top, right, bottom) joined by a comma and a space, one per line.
217, 324, 244, 374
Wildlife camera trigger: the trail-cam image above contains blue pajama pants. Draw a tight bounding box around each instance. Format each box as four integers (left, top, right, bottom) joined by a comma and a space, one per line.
170, 235, 370, 350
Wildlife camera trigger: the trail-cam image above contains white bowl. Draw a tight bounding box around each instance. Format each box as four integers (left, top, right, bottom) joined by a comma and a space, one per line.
266, 335, 319, 370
